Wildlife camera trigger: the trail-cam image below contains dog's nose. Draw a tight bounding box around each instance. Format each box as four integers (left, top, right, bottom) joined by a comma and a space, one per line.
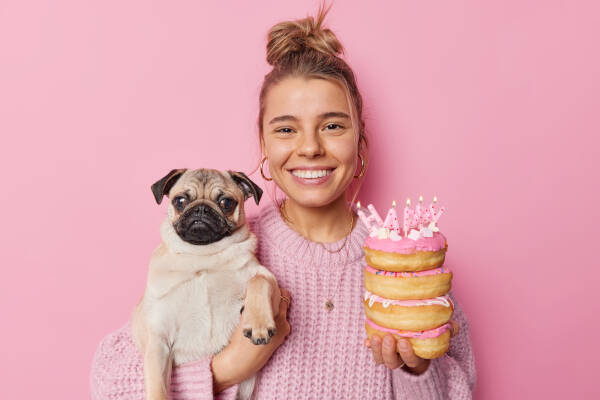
191, 204, 210, 216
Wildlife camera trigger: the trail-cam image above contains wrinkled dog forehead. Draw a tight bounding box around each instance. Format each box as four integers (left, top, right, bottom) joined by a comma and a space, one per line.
171, 169, 242, 200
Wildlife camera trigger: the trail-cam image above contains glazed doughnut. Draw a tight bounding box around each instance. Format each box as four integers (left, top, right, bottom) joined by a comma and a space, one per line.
364, 232, 447, 272
359, 200, 454, 359
363, 290, 454, 331
364, 265, 452, 300
365, 317, 452, 360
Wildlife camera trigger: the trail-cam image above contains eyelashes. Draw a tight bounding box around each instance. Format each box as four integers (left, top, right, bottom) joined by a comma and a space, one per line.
274, 123, 346, 134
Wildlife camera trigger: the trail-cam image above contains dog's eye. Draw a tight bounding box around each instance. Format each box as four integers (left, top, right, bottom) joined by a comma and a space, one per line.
219, 197, 236, 212
172, 196, 188, 211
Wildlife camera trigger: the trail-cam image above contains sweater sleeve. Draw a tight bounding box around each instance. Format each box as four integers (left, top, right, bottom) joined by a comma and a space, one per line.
391, 292, 476, 399
90, 321, 240, 400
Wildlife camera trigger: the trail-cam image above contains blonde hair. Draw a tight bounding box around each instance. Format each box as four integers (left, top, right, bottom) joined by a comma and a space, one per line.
254, 2, 369, 212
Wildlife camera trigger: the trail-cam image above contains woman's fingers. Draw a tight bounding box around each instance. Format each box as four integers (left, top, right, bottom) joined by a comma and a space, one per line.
280, 287, 291, 302
381, 334, 403, 369
396, 338, 422, 369
450, 320, 460, 337
276, 288, 291, 337
369, 335, 385, 365
371, 334, 404, 369
365, 319, 458, 371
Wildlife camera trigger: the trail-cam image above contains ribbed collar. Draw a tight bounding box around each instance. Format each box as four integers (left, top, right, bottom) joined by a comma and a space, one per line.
258, 203, 369, 267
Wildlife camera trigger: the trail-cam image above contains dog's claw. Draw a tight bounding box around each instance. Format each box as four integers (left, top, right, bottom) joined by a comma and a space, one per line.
268, 328, 276, 337
240, 305, 245, 314
243, 329, 252, 338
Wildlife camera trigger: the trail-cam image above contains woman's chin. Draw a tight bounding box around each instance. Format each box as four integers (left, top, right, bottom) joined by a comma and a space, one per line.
285, 189, 343, 209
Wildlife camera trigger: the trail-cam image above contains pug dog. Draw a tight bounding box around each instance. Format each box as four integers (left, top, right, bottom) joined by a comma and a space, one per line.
131, 168, 280, 400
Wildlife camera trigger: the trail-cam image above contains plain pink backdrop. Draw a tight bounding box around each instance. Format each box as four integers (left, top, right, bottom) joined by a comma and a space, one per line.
1, 0, 598, 398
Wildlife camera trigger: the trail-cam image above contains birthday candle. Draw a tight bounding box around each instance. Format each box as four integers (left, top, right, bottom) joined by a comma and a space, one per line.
383, 200, 400, 232
367, 204, 384, 227
356, 202, 372, 231
422, 208, 432, 226
433, 206, 446, 224
416, 195, 424, 229
410, 205, 421, 229
428, 196, 438, 226
403, 198, 412, 237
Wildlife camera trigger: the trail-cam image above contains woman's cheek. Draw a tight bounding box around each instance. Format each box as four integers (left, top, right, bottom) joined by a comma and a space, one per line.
331, 144, 357, 176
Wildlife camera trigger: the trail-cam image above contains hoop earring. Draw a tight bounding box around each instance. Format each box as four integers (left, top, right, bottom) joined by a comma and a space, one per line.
260, 156, 273, 181
354, 153, 366, 178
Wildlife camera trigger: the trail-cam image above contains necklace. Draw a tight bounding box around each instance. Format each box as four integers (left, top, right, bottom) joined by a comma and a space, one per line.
279, 199, 355, 312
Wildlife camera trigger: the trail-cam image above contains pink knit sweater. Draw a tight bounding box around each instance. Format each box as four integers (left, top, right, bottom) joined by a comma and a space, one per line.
90, 204, 476, 399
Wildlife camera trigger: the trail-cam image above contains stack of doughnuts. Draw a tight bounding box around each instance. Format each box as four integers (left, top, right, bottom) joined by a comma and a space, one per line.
358, 198, 454, 359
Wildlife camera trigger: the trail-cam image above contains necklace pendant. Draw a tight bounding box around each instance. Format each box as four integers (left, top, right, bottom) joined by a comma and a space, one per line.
325, 300, 334, 311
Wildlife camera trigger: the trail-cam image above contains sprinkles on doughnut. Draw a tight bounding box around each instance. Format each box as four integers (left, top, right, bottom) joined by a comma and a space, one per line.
358, 197, 454, 359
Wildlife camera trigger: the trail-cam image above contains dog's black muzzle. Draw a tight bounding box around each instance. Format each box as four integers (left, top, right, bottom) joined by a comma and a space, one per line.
174, 204, 233, 245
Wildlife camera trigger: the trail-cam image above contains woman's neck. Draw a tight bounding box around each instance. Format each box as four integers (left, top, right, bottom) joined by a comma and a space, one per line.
280, 195, 357, 243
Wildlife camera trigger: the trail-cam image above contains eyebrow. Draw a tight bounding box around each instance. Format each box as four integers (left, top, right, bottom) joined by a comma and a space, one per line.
268, 111, 351, 125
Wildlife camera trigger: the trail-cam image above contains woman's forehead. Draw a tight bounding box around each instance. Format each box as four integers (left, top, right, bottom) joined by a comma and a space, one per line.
264, 77, 350, 119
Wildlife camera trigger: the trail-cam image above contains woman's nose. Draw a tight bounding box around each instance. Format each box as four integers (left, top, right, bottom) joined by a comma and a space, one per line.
296, 131, 324, 158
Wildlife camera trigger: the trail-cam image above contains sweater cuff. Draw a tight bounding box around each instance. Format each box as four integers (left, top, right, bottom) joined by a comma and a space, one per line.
169, 356, 239, 400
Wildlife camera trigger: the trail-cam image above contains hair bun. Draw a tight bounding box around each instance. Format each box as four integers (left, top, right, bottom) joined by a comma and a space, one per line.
266, 4, 343, 66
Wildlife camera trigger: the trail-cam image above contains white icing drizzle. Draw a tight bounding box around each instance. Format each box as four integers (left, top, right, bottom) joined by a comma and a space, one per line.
363, 290, 453, 308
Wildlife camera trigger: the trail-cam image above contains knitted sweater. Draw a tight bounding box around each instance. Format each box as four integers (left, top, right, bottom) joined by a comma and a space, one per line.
90, 204, 476, 399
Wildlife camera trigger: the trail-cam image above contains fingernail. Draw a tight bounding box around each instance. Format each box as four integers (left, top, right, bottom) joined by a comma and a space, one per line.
398, 340, 409, 350
384, 337, 393, 348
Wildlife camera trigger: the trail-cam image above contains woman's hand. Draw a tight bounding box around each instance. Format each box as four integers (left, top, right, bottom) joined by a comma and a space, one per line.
364, 320, 459, 375
211, 288, 292, 393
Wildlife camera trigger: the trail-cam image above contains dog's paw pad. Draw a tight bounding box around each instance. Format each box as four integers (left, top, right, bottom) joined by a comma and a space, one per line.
253, 337, 267, 345
243, 326, 273, 345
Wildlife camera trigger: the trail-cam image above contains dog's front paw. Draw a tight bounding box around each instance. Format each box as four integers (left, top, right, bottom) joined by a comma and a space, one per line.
241, 312, 276, 345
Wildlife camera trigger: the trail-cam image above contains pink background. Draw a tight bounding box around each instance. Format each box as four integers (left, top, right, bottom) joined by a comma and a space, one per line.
1, 1, 598, 398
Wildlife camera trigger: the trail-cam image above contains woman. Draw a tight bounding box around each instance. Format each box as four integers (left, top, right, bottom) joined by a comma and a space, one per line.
91, 5, 476, 399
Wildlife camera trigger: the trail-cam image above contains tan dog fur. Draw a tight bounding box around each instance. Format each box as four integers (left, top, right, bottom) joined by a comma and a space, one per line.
131, 169, 280, 400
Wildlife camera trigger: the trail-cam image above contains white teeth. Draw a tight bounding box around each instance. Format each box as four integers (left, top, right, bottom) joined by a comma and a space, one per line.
291, 169, 333, 179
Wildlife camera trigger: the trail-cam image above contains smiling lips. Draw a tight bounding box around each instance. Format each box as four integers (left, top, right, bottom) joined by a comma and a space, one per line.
288, 167, 335, 185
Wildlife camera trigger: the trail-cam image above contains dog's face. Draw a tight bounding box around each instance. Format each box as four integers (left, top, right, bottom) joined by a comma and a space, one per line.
151, 168, 263, 245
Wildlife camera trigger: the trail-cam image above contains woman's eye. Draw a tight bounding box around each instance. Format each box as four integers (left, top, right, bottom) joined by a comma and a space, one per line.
325, 123, 342, 130
172, 196, 188, 211
275, 127, 293, 134
219, 197, 236, 211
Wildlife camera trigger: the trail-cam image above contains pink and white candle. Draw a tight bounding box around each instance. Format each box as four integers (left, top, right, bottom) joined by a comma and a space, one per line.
403, 198, 412, 237
356, 202, 372, 231
367, 203, 384, 227
428, 196, 438, 226
422, 208, 432, 227
432, 206, 446, 224
383, 200, 400, 232
416, 195, 424, 229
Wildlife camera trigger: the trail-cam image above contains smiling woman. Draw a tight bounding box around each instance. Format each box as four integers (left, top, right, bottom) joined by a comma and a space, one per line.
90, 3, 475, 399
262, 77, 358, 212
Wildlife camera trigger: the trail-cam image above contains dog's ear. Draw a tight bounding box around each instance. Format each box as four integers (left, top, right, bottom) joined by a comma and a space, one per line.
228, 171, 263, 205
151, 169, 186, 204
